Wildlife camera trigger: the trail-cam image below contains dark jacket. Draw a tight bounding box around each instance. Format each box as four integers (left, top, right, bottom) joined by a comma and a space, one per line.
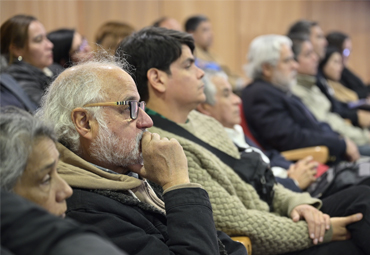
341, 67, 370, 99
316, 72, 359, 126
3, 61, 53, 107
58, 144, 246, 255
241, 79, 346, 163
0, 190, 126, 255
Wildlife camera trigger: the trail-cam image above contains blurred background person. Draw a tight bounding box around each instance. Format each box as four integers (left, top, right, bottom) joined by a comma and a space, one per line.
319, 47, 358, 103
185, 15, 247, 92
95, 21, 135, 55
0, 14, 54, 107
152, 16, 182, 31
47, 28, 92, 72
326, 31, 370, 98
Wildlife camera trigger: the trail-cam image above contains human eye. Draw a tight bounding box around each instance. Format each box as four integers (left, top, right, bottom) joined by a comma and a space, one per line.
41, 174, 51, 185
33, 35, 43, 43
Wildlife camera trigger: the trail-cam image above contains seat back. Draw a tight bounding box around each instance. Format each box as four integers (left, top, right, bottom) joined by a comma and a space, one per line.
239, 103, 263, 148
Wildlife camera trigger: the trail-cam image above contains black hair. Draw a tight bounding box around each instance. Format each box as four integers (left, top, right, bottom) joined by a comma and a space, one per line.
326, 31, 349, 52
47, 29, 75, 68
287, 19, 318, 38
319, 46, 342, 78
115, 26, 194, 102
288, 34, 310, 60
184, 15, 208, 32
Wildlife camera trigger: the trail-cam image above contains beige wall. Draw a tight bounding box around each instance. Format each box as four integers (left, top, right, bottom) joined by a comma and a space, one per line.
1, 0, 369, 83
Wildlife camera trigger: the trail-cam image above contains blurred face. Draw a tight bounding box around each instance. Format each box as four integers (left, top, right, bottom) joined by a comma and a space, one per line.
191, 21, 213, 50
310, 25, 327, 60
13, 137, 72, 217
342, 38, 352, 67
159, 18, 182, 31
165, 45, 205, 111
297, 41, 319, 76
323, 52, 343, 81
206, 75, 241, 128
88, 66, 153, 174
270, 44, 298, 91
20, 20, 53, 69
70, 32, 92, 63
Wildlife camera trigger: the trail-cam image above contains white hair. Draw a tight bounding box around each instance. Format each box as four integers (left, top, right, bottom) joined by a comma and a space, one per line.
244, 34, 292, 80
202, 69, 228, 105
36, 53, 131, 154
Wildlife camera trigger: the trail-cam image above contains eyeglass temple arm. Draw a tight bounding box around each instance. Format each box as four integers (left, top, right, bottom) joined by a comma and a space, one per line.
83, 102, 125, 107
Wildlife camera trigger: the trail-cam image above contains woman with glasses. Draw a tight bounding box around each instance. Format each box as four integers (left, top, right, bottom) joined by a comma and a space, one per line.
47, 28, 92, 70
0, 14, 54, 107
326, 31, 370, 99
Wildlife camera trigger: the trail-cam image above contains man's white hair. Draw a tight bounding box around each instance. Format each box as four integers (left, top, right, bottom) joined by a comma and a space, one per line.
245, 34, 292, 80
202, 69, 228, 106
36, 53, 131, 154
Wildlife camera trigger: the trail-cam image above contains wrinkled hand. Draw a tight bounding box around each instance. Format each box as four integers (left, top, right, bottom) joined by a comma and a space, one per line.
135, 132, 189, 190
287, 156, 318, 190
331, 213, 363, 241
344, 138, 360, 162
291, 205, 330, 245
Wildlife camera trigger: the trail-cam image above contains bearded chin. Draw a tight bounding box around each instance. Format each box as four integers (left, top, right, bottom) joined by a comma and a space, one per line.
90, 126, 143, 169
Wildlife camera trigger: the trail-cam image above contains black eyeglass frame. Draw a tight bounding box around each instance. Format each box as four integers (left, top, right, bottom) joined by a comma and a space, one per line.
83, 100, 146, 120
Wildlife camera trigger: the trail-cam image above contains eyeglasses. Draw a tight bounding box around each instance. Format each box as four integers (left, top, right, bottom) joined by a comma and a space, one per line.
70, 38, 89, 55
83, 100, 146, 120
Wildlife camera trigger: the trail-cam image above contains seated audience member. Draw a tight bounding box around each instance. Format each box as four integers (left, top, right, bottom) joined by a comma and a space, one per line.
242, 34, 361, 164
185, 15, 246, 91
95, 21, 135, 55
0, 15, 54, 107
319, 46, 358, 103
36, 54, 246, 255
47, 28, 92, 70
289, 35, 370, 156
326, 31, 370, 98
152, 16, 182, 31
287, 20, 370, 128
0, 107, 126, 255
197, 69, 317, 192
117, 27, 370, 255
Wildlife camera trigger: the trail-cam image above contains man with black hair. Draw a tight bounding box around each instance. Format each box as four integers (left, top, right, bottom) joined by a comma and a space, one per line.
117, 27, 370, 255
184, 15, 246, 91
287, 19, 370, 128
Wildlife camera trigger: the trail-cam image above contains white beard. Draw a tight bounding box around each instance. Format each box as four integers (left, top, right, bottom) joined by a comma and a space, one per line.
271, 70, 297, 92
90, 124, 144, 168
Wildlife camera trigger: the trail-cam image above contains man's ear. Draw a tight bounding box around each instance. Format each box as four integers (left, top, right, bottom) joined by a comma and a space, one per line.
196, 103, 212, 117
262, 63, 273, 80
71, 108, 96, 140
147, 68, 167, 93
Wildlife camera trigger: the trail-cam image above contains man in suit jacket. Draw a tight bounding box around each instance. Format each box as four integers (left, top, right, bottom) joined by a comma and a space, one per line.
241, 34, 359, 164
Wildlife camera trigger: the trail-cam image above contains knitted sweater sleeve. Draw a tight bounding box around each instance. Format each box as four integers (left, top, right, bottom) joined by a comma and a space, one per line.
183, 148, 331, 255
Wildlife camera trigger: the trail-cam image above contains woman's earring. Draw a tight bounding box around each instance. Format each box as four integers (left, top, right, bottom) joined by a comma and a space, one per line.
18, 56, 22, 61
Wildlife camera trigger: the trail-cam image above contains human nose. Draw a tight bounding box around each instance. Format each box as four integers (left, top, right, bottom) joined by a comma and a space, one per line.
197, 66, 204, 79
56, 175, 73, 203
136, 108, 153, 129
292, 59, 299, 70
233, 93, 242, 105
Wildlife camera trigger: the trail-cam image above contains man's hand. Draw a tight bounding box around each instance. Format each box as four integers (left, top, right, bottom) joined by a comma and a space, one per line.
357, 109, 370, 128
135, 132, 190, 190
344, 138, 360, 162
331, 213, 363, 241
287, 156, 318, 190
291, 205, 330, 245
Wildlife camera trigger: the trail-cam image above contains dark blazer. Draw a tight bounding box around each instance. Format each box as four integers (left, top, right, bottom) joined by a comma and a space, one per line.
341, 67, 370, 99
241, 79, 346, 163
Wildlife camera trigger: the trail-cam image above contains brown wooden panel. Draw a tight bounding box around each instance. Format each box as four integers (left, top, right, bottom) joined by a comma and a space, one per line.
309, 1, 370, 83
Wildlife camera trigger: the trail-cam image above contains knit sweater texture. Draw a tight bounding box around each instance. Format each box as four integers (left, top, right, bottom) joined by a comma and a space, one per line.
149, 110, 333, 255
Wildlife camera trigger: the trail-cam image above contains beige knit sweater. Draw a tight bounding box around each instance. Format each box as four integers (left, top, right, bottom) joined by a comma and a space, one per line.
149, 110, 333, 255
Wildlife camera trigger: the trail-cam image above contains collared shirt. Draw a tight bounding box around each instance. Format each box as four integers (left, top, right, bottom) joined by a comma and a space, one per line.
90, 163, 139, 179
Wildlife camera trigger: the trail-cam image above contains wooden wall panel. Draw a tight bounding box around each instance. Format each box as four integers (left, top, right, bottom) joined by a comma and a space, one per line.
1, 0, 369, 83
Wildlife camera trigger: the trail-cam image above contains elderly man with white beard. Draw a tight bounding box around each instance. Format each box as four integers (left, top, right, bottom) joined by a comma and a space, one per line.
36, 55, 247, 255
241, 34, 359, 164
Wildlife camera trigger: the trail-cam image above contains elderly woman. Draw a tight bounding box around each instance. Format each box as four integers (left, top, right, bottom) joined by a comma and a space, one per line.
0, 107, 72, 217
0, 15, 54, 107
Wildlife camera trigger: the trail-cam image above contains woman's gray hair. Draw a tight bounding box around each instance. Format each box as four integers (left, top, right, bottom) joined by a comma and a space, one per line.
202, 69, 228, 105
244, 34, 292, 80
0, 106, 56, 191
36, 52, 131, 154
